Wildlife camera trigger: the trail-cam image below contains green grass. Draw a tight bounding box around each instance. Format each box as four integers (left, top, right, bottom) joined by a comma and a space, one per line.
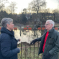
17, 43, 42, 59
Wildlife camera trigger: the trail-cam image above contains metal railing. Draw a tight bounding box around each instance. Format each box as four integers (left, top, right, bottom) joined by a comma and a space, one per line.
18, 42, 42, 59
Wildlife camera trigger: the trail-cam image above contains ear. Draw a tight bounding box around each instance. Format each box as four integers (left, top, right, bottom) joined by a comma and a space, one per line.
51, 24, 53, 27
6, 24, 9, 27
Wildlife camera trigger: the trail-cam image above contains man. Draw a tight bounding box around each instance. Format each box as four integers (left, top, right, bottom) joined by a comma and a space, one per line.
30, 20, 59, 59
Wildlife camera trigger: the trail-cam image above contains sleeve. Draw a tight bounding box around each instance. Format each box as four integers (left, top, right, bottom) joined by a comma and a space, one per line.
1, 34, 20, 57
36, 36, 42, 41
36, 33, 45, 41
17, 39, 20, 42
49, 33, 59, 55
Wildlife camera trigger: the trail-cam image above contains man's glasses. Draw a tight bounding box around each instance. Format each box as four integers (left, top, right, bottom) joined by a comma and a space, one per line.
45, 23, 51, 26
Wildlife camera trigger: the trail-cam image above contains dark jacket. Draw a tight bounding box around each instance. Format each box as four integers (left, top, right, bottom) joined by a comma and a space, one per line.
36, 28, 59, 59
0, 27, 20, 59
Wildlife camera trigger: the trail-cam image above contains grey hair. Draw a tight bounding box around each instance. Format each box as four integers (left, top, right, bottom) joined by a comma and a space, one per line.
46, 20, 55, 27
1, 18, 13, 28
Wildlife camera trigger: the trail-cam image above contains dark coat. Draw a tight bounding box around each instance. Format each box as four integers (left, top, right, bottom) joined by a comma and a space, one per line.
37, 28, 59, 59
0, 27, 20, 59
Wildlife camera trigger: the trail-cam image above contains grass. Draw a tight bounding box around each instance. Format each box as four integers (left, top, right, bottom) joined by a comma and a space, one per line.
17, 43, 42, 59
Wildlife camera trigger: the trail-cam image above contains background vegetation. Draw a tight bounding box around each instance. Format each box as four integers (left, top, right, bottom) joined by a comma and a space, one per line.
0, 0, 59, 25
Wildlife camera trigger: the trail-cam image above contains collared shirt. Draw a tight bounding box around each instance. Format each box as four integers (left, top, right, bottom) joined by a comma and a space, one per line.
42, 32, 49, 52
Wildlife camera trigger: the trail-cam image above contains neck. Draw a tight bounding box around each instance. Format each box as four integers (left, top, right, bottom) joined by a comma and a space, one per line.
7, 27, 11, 31
47, 30, 49, 32
47, 27, 53, 32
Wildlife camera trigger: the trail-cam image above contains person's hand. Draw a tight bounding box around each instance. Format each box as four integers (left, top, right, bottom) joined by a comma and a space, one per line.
17, 39, 20, 41
17, 47, 21, 53
30, 39, 37, 45
44, 52, 51, 59
18, 47, 20, 50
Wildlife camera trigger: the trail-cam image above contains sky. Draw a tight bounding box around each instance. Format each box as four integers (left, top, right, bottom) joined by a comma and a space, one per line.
5, 0, 58, 14
46, 0, 58, 9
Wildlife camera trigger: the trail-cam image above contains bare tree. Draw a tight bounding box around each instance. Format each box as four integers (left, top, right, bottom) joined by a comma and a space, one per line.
0, 3, 4, 11
0, 0, 8, 11
57, 0, 59, 10
28, 4, 32, 13
9, 2, 17, 14
28, 0, 46, 14
23, 8, 27, 14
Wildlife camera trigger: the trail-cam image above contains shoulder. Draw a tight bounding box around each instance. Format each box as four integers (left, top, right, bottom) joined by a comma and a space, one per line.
0, 33, 11, 41
52, 30, 59, 38
54, 30, 59, 35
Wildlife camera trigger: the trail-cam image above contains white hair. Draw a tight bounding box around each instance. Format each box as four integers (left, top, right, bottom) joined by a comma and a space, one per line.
46, 20, 55, 27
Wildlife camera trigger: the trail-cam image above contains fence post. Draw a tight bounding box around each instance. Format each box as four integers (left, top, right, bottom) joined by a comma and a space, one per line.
34, 44, 35, 59
20, 25, 21, 36
21, 42, 22, 59
25, 43, 26, 59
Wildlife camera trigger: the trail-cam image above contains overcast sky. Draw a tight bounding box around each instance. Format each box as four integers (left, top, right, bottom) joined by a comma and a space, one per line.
5, 0, 58, 14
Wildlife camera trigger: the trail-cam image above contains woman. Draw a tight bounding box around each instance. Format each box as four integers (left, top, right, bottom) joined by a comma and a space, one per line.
0, 18, 20, 59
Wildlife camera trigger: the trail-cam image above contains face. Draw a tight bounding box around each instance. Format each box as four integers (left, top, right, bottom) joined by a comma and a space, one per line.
7, 22, 14, 31
45, 21, 53, 31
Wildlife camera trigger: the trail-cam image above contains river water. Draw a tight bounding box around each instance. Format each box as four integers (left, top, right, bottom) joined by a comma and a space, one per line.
14, 28, 41, 44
